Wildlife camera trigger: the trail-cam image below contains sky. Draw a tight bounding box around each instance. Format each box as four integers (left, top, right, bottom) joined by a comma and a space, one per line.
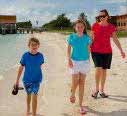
0, 0, 127, 26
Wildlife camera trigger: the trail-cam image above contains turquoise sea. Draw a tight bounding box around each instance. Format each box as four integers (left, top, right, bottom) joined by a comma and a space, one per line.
0, 34, 31, 77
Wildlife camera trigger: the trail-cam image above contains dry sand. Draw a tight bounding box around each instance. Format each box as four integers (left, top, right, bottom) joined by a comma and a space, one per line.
0, 32, 127, 116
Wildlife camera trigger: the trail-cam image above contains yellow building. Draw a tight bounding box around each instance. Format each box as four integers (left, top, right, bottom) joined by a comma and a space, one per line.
0, 15, 16, 34
111, 14, 127, 31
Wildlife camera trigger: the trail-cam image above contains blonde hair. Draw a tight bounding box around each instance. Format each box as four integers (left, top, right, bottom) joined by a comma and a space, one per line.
28, 37, 40, 46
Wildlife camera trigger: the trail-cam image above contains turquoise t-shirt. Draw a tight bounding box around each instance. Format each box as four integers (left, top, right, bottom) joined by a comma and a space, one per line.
67, 33, 91, 61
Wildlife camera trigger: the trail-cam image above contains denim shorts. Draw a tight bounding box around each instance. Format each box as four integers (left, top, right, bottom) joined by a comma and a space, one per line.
23, 82, 40, 95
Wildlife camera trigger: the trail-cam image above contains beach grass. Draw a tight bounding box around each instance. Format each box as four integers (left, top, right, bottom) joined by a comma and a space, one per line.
116, 31, 127, 38
46, 29, 127, 38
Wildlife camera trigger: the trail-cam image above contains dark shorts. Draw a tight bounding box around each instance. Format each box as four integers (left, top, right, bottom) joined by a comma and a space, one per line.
23, 82, 40, 95
91, 52, 112, 69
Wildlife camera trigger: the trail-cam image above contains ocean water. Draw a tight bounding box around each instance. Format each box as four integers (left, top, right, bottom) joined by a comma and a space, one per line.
0, 34, 32, 77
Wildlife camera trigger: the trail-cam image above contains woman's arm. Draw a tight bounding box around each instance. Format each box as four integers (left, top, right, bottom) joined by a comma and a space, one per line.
67, 45, 73, 68
90, 31, 94, 41
112, 32, 125, 58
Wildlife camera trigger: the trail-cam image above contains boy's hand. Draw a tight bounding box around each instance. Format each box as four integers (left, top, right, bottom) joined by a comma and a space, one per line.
15, 80, 19, 86
68, 59, 73, 68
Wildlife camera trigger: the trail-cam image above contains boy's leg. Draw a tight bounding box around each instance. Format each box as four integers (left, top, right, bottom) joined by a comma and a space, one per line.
32, 94, 38, 116
26, 94, 31, 116
79, 73, 85, 107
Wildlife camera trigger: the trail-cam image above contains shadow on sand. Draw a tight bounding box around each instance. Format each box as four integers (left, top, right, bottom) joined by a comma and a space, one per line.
60, 95, 127, 116
87, 94, 127, 116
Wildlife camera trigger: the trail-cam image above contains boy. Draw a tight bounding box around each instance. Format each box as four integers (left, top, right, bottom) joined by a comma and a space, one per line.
15, 37, 44, 116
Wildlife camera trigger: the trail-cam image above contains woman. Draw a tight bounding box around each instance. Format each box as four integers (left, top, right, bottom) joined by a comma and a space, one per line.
90, 9, 125, 98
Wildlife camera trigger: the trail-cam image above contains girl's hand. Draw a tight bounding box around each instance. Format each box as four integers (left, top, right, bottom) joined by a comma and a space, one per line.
68, 59, 73, 68
121, 51, 125, 58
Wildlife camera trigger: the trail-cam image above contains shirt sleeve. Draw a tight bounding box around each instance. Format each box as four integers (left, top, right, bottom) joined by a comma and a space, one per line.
111, 24, 117, 34
20, 53, 26, 66
66, 34, 73, 46
40, 53, 44, 65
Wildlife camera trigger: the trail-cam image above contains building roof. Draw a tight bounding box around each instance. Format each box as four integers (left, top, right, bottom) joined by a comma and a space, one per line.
0, 15, 16, 24
111, 14, 127, 18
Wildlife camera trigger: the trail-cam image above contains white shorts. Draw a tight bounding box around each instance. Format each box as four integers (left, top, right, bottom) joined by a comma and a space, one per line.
69, 60, 90, 75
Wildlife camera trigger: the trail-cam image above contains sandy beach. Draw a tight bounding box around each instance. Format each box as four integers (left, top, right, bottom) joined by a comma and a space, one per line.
0, 32, 127, 116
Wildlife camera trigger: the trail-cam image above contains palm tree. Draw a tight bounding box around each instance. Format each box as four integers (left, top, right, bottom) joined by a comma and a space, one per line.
78, 12, 91, 29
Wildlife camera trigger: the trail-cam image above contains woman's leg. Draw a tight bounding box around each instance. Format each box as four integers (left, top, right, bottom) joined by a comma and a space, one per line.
32, 94, 38, 116
70, 74, 79, 102
26, 94, 31, 116
95, 67, 102, 92
79, 73, 85, 107
100, 69, 107, 93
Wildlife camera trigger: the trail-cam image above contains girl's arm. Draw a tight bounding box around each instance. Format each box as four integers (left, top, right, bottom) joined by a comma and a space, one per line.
67, 45, 73, 68
88, 45, 91, 62
88, 45, 91, 53
112, 32, 125, 58
15, 65, 24, 85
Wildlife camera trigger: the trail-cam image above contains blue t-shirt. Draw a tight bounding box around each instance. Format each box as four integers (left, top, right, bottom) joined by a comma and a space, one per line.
67, 33, 91, 61
20, 52, 44, 83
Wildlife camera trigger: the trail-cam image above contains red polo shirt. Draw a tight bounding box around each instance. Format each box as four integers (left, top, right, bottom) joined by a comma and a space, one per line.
91, 23, 116, 53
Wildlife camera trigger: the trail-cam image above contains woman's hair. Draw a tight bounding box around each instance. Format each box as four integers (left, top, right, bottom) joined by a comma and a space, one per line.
96, 9, 111, 22
73, 19, 87, 34
28, 37, 40, 46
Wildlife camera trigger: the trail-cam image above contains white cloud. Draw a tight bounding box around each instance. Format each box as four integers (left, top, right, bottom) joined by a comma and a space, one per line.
0, 1, 59, 26
27, 12, 57, 26
96, 0, 127, 4
87, 9, 97, 24
119, 5, 127, 14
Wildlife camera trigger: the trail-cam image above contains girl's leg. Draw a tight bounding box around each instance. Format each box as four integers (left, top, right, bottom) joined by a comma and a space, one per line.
100, 69, 107, 94
70, 74, 79, 102
79, 73, 85, 107
26, 94, 31, 116
32, 94, 38, 116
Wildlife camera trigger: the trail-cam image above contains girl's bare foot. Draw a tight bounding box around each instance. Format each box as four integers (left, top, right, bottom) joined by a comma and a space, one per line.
70, 96, 76, 103
26, 112, 31, 116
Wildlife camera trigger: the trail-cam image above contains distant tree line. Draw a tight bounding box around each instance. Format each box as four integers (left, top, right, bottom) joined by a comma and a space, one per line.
42, 13, 72, 30
16, 20, 32, 29
42, 13, 91, 30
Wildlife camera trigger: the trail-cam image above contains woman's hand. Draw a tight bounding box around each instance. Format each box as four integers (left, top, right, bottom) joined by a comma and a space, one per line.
121, 51, 125, 58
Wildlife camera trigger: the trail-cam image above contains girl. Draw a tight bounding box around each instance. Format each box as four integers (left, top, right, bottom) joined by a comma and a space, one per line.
66, 19, 91, 114
90, 9, 125, 99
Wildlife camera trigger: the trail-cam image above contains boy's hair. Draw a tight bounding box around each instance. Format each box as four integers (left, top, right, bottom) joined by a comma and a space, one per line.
73, 19, 87, 34
28, 37, 40, 46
